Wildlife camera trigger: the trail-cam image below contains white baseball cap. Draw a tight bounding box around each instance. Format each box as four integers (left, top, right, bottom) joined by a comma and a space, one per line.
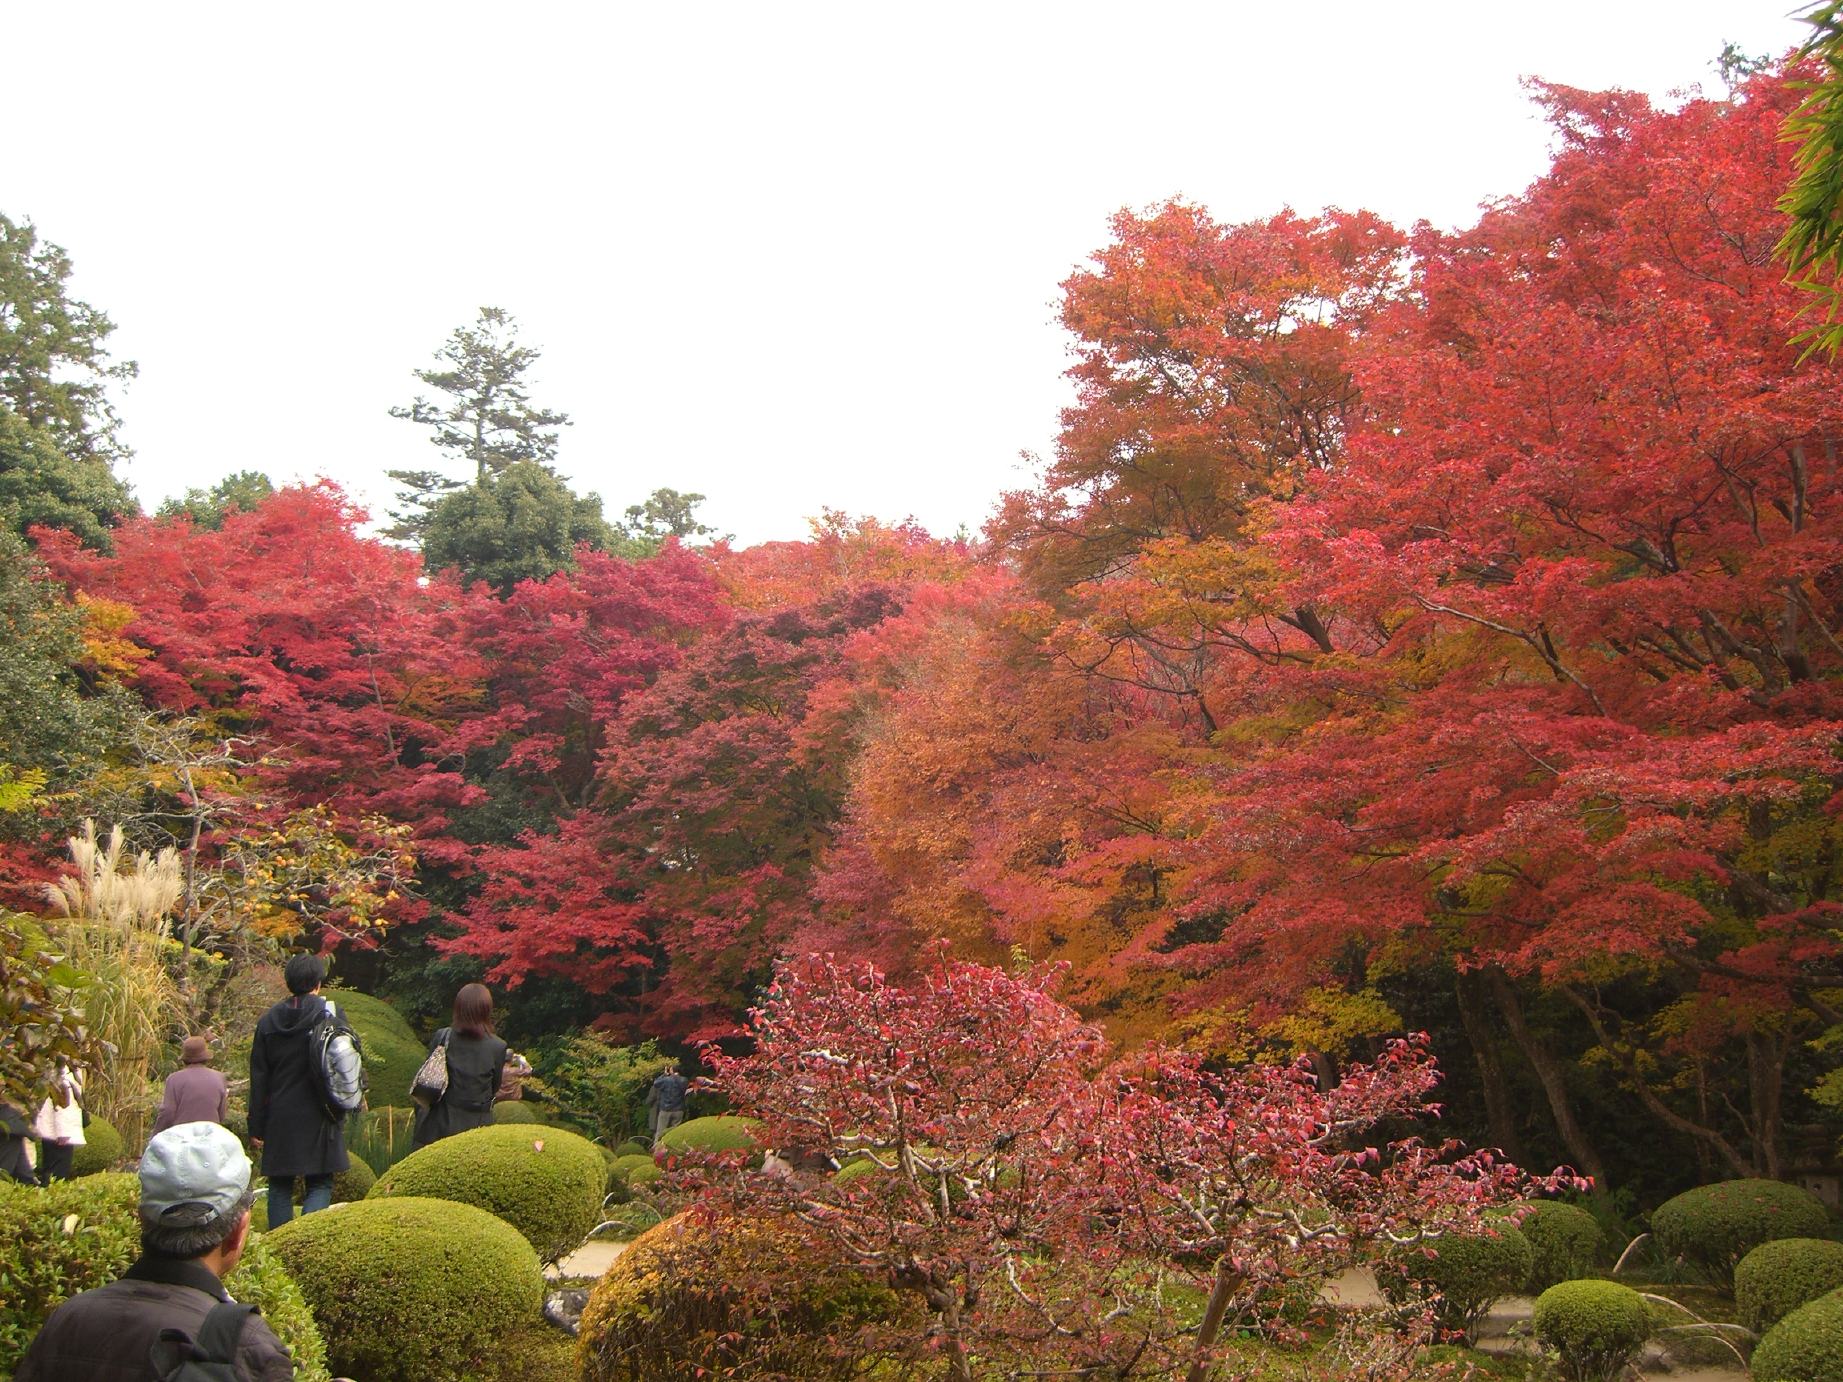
139, 1122, 253, 1226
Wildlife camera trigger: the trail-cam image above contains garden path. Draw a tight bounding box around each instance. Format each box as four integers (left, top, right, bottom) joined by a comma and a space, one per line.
548, 1239, 627, 1279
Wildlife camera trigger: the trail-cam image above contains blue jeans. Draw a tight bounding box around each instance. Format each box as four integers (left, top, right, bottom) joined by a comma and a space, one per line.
268, 1174, 333, 1226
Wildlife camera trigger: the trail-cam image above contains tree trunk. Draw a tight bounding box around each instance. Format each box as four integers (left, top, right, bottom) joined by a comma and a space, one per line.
1185, 1258, 1246, 1382
1455, 969, 1526, 1165
1485, 969, 1608, 1186
1748, 1032, 1787, 1180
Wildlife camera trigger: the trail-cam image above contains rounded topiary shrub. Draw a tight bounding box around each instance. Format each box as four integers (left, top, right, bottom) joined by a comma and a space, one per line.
1378, 1227, 1534, 1342
269, 1195, 542, 1382
1531, 1279, 1650, 1382
613, 1152, 661, 1187
577, 1211, 918, 1381
0, 1172, 330, 1382
69, 1115, 125, 1175
614, 1138, 649, 1157
1520, 1201, 1604, 1292
655, 1115, 764, 1163
368, 1122, 604, 1263
492, 1100, 545, 1124
1649, 1179, 1829, 1286
1752, 1287, 1843, 1382
1737, 1239, 1843, 1335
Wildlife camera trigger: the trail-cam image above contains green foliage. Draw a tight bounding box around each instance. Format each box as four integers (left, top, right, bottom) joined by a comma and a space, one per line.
1519, 1201, 1604, 1292
1531, 1279, 1651, 1382
612, 1152, 661, 1192
1649, 1179, 1831, 1286
1753, 1286, 1843, 1382
155, 470, 274, 530
267, 1194, 543, 1382
576, 1211, 918, 1381
345, 1103, 418, 1172
615, 487, 724, 556
0, 1172, 328, 1382
222, 1239, 333, 1382
656, 1115, 764, 1162
251, 1153, 375, 1231
368, 1121, 605, 1263
423, 461, 613, 592
1378, 1227, 1535, 1342
0, 408, 131, 548
69, 1114, 124, 1176
533, 1034, 675, 1144
324, 988, 423, 1107
613, 1138, 649, 1157
0, 212, 136, 465
493, 1100, 547, 1124
0, 911, 98, 1113
1736, 1238, 1843, 1334
0, 1171, 138, 1371
0, 533, 123, 813
1779, 2, 1843, 359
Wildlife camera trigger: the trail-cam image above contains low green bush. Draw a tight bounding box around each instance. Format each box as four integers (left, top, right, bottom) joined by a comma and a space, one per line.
69, 1115, 125, 1175
1649, 1179, 1829, 1286
1519, 1201, 1603, 1292
614, 1138, 649, 1157
268, 1195, 542, 1382
323, 988, 424, 1108
1378, 1227, 1534, 1342
492, 1100, 546, 1124
1752, 1287, 1843, 1382
0, 1172, 329, 1382
369, 1122, 604, 1263
577, 1211, 918, 1380
251, 1153, 376, 1231
1531, 1279, 1650, 1382
655, 1115, 764, 1164
1736, 1238, 1843, 1335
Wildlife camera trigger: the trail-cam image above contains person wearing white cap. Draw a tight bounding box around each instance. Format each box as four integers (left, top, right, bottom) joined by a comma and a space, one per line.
14, 1121, 296, 1381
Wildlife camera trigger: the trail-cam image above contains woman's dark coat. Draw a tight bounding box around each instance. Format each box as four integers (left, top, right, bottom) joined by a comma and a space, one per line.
412, 1028, 508, 1148
249, 993, 350, 1178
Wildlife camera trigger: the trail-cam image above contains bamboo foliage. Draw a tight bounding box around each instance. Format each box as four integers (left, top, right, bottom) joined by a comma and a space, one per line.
44, 820, 184, 1147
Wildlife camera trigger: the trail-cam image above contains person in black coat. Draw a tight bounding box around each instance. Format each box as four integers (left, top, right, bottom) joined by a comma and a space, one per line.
249, 955, 348, 1227
412, 982, 509, 1149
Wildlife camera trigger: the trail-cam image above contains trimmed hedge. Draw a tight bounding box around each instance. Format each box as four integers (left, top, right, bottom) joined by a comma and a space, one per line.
369, 1122, 604, 1263
656, 1115, 764, 1163
1649, 1179, 1829, 1286
614, 1138, 649, 1157
1737, 1238, 1843, 1335
0, 1172, 330, 1382
268, 1195, 542, 1382
1531, 1279, 1650, 1382
613, 1152, 661, 1188
492, 1101, 546, 1125
1752, 1287, 1843, 1382
577, 1211, 918, 1380
324, 988, 424, 1108
252, 1153, 376, 1231
1519, 1201, 1603, 1292
1378, 1227, 1534, 1342
69, 1114, 125, 1176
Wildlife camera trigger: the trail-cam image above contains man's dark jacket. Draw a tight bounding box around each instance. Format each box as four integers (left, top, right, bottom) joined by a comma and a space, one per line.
248, 993, 349, 1178
13, 1253, 294, 1380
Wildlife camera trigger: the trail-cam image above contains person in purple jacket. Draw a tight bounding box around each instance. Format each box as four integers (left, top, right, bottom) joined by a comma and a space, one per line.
151, 1036, 231, 1137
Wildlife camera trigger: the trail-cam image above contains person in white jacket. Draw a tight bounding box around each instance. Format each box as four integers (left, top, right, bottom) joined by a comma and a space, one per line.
31, 1062, 85, 1184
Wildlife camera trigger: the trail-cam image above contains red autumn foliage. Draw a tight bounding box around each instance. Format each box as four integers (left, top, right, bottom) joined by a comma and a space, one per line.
694, 957, 1551, 1381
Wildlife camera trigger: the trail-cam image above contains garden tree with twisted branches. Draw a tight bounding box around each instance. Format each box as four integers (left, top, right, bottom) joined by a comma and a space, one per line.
692, 956, 1555, 1381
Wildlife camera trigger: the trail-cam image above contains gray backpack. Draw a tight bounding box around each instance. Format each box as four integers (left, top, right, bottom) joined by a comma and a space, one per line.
152, 1300, 256, 1380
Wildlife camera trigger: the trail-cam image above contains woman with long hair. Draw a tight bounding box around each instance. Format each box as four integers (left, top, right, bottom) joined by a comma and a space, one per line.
411, 983, 509, 1148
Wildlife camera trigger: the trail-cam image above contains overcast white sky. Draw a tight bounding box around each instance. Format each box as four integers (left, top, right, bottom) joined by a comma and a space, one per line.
2, 2, 1813, 546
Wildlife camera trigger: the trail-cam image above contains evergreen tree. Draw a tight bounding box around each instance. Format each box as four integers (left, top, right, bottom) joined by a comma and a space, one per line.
155, 470, 274, 529
422, 460, 612, 592
387, 307, 570, 542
